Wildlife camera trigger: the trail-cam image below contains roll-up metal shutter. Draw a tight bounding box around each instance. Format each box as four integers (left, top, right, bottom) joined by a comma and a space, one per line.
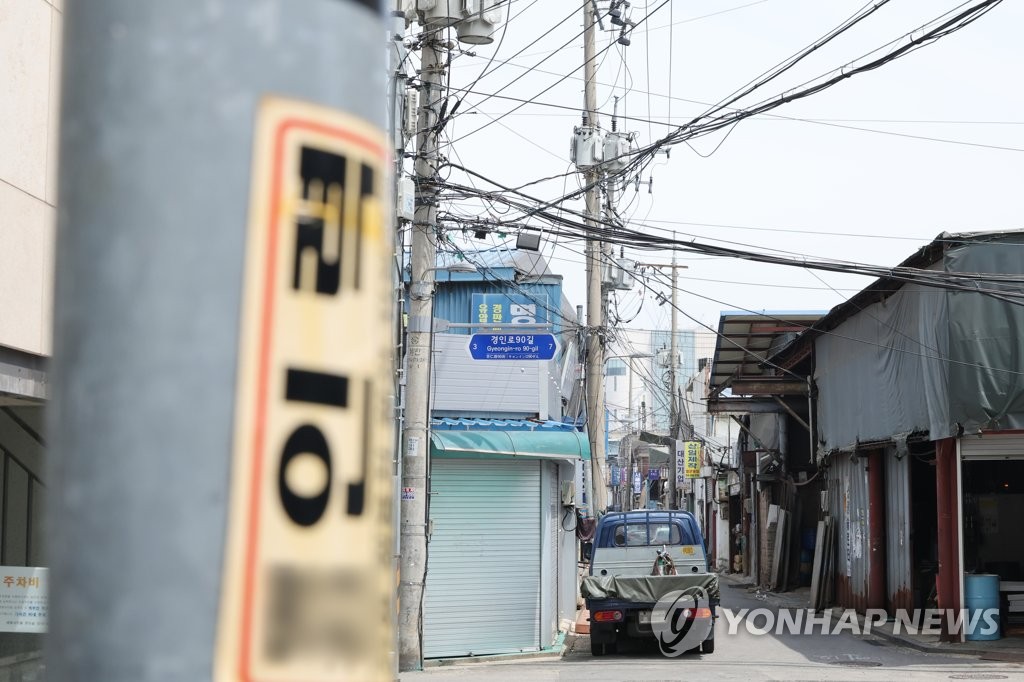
424, 459, 541, 658
960, 434, 1024, 460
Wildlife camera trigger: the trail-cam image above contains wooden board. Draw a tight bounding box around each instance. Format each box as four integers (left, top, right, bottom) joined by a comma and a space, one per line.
771, 511, 788, 590
822, 519, 836, 607
809, 519, 826, 611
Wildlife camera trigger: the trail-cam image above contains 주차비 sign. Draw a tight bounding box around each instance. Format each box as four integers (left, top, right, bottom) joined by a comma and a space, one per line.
467, 333, 558, 361
0, 567, 46, 633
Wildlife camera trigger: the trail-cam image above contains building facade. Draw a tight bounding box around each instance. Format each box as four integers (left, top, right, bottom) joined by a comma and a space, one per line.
0, 0, 62, 673
414, 251, 586, 659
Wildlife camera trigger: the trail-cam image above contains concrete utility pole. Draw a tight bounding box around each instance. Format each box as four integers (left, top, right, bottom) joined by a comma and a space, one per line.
583, 0, 608, 516
399, 34, 446, 673
50, 2, 394, 680
638, 259, 686, 508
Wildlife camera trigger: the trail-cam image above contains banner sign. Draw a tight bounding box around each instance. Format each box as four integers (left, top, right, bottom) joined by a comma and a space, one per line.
632, 470, 642, 494
471, 293, 548, 327
216, 97, 393, 681
684, 441, 702, 479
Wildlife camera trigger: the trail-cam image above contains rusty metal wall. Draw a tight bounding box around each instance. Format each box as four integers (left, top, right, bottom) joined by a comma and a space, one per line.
827, 452, 870, 612
885, 449, 914, 612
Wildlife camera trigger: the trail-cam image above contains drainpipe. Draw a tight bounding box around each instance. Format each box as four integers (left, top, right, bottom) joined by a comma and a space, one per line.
867, 449, 887, 611
807, 377, 816, 465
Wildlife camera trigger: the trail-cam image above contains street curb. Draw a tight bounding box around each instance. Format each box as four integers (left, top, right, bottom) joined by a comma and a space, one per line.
423, 633, 568, 668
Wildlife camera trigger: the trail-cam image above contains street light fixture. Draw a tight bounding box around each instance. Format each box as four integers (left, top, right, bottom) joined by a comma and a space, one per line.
409, 261, 478, 299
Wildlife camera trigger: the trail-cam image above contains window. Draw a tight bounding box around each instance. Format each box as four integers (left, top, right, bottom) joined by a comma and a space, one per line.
649, 524, 682, 545
610, 522, 691, 546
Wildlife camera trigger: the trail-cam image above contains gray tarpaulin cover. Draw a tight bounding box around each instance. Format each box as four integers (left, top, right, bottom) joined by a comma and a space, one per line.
581, 574, 720, 603
816, 234, 1024, 451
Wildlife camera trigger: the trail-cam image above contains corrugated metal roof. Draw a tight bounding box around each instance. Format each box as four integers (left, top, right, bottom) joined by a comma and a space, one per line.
432, 417, 579, 432
776, 230, 1024, 366
708, 312, 824, 392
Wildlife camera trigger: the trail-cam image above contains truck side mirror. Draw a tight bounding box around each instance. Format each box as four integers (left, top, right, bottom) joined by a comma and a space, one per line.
581, 541, 593, 562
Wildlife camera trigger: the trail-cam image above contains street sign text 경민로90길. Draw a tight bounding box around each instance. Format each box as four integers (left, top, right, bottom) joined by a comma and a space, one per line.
467, 333, 558, 361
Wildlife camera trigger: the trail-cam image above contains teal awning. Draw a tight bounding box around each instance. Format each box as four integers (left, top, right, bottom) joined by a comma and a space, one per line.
430, 429, 591, 461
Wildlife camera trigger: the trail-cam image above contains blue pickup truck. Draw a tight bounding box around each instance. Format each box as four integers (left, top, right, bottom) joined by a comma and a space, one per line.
581, 510, 719, 656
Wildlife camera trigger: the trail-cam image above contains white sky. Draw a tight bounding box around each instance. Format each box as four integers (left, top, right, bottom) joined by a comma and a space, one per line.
428, 0, 1024, 335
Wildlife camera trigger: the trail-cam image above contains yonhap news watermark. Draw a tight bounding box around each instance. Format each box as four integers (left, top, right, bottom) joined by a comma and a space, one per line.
718, 606, 999, 637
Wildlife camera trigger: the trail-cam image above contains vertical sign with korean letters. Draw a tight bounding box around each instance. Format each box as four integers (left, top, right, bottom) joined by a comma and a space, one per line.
684, 441, 702, 479
215, 97, 393, 681
674, 440, 685, 486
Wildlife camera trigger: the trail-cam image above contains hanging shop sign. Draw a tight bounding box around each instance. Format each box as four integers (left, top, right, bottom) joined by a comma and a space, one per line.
684, 441, 702, 479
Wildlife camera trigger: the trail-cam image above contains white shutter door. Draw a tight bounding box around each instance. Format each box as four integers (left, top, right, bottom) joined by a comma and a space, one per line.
424, 459, 541, 658
960, 434, 1024, 460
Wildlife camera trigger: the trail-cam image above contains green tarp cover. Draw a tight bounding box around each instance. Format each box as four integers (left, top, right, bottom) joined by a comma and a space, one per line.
581, 574, 720, 603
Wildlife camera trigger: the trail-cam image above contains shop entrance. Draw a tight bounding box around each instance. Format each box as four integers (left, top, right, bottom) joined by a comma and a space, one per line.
961, 442, 1024, 637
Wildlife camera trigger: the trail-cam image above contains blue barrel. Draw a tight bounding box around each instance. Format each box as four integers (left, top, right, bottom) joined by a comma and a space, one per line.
965, 573, 1001, 641
802, 529, 817, 552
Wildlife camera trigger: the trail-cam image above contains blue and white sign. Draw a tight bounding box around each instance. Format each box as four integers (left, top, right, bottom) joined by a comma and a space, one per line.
467, 333, 558, 361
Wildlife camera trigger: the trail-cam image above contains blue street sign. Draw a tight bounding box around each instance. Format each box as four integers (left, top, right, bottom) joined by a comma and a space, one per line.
467, 333, 558, 361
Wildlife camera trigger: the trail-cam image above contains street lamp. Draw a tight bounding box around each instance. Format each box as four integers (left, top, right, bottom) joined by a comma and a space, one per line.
409, 261, 478, 299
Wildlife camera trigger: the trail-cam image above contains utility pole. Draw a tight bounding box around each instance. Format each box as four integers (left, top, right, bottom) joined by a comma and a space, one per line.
669, 249, 679, 438
583, 0, 608, 517
638, 259, 687, 509
50, 2, 394, 680
669, 252, 679, 509
399, 33, 445, 673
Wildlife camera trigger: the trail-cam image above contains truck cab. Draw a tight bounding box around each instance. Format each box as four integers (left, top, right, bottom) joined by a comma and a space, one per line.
583, 510, 718, 656
590, 511, 709, 578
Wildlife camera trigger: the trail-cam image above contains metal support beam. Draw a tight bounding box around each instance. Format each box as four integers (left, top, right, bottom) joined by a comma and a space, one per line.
707, 398, 784, 415
772, 396, 810, 432
730, 380, 809, 396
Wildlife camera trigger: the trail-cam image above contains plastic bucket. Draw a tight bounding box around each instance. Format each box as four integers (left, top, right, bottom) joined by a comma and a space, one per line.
964, 573, 1001, 641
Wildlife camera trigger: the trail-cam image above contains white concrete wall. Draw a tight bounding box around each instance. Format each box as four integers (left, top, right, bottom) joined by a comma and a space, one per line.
0, 0, 62, 357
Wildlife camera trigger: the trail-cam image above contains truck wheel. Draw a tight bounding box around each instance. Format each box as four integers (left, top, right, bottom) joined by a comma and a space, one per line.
590, 640, 606, 656
701, 638, 715, 654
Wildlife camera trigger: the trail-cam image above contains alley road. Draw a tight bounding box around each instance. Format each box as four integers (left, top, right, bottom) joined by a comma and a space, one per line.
402, 582, 1024, 681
